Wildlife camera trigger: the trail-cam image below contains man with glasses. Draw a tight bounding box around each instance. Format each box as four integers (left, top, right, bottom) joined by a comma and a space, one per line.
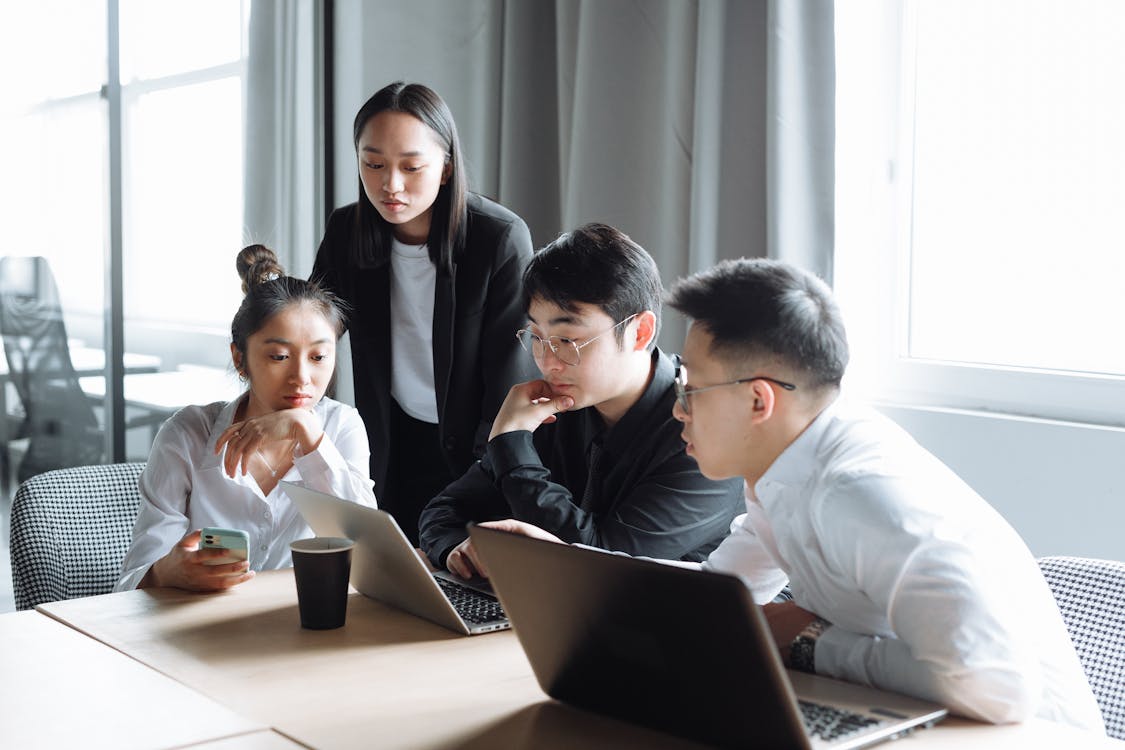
473, 258, 1102, 730
418, 223, 744, 578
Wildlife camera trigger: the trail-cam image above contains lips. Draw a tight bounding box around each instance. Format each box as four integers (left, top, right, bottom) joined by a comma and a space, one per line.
285, 394, 313, 405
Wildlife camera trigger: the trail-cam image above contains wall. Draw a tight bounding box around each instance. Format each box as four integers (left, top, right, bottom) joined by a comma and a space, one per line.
879, 404, 1125, 560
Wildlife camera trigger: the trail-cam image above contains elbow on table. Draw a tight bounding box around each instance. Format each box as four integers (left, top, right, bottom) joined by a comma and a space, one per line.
938, 665, 1040, 725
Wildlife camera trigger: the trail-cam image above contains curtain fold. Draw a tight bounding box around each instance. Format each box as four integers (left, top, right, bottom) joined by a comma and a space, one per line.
244, 0, 324, 277
329, 0, 836, 350
767, 0, 836, 284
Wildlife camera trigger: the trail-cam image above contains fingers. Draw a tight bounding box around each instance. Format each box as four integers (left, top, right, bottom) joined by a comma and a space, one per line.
460, 541, 489, 579
446, 541, 480, 579
193, 560, 254, 591
213, 570, 255, 589
221, 427, 259, 477
180, 529, 203, 548
478, 519, 564, 544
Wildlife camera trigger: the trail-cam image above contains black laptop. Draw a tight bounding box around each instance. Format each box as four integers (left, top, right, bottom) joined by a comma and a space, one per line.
468, 525, 948, 749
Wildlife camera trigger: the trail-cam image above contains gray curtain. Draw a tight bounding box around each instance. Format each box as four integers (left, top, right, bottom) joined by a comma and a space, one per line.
244, 0, 325, 278
331, 0, 834, 350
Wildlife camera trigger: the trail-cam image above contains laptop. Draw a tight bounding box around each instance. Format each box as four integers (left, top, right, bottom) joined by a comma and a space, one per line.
282, 482, 509, 635
468, 524, 948, 749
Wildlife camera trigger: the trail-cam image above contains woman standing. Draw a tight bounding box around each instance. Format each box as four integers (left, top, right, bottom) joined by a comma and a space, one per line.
312, 82, 534, 545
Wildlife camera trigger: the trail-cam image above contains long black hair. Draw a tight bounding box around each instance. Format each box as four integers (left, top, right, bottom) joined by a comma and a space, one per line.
351, 81, 469, 276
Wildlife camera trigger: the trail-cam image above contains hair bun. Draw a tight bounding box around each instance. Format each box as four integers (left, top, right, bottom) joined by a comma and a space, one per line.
236, 244, 286, 295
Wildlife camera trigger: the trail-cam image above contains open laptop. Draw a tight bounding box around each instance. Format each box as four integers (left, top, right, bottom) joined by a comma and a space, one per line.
468, 524, 948, 749
282, 482, 509, 635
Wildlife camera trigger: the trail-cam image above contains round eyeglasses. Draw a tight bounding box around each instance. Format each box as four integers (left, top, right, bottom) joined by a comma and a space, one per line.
515, 314, 638, 367
673, 364, 796, 415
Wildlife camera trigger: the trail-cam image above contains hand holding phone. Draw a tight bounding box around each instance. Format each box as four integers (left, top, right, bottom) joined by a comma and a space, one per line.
199, 527, 250, 566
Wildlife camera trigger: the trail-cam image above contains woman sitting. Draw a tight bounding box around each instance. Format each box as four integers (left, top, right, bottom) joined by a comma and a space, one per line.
116, 244, 377, 592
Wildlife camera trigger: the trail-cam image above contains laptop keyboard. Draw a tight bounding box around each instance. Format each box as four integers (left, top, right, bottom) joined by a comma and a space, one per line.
434, 577, 507, 624
798, 700, 882, 742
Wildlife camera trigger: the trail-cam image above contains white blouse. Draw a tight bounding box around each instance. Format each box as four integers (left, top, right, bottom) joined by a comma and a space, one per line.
115, 395, 377, 591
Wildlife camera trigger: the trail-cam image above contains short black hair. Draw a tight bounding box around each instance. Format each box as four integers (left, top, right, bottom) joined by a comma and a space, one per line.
522, 223, 662, 349
666, 258, 848, 388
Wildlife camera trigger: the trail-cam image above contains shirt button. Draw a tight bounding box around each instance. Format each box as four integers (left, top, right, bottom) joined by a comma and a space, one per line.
261, 544, 268, 552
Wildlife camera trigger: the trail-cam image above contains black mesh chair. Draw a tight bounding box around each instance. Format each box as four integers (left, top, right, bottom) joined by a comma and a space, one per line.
1038, 555, 1125, 739
0, 256, 104, 483
10, 462, 144, 610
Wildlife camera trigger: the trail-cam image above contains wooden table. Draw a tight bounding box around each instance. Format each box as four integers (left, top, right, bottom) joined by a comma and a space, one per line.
33, 569, 1123, 749
0, 610, 265, 749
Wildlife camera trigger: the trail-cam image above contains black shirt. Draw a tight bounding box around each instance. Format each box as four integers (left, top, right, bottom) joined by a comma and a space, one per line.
419, 348, 745, 568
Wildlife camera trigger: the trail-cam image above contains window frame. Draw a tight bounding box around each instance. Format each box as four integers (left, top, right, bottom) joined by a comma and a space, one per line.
835, 0, 1125, 429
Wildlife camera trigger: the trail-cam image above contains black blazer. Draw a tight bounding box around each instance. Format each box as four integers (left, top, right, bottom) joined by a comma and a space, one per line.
311, 193, 537, 497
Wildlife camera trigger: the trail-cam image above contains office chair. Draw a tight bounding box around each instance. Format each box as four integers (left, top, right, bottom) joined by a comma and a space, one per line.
1038, 555, 1125, 739
0, 256, 104, 483
9, 462, 145, 610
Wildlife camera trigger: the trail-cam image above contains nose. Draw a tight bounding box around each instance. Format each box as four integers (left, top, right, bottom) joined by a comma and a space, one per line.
384, 168, 404, 195
290, 358, 312, 385
672, 397, 689, 423
537, 344, 567, 374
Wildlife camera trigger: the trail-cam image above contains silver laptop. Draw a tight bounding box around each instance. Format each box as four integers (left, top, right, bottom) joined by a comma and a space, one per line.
283, 482, 509, 635
468, 524, 948, 749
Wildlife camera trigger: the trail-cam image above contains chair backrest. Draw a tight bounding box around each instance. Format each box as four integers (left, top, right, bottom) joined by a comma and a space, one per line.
10, 462, 145, 610
1038, 555, 1125, 739
0, 256, 103, 482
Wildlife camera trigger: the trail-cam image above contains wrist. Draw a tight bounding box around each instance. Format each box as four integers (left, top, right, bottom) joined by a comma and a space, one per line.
789, 616, 832, 674
294, 412, 324, 454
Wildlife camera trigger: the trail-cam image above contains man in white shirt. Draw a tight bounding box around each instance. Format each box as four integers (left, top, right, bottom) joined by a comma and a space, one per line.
476, 258, 1105, 732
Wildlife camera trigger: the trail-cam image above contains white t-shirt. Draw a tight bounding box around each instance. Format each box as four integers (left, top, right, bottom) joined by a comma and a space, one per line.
389, 238, 438, 423
704, 399, 1104, 731
114, 395, 377, 591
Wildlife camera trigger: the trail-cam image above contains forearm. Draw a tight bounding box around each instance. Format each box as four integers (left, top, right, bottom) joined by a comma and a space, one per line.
815, 625, 1038, 723
293, 433, 376, 507
418, 462, 507, 568
488, 431, 596, 542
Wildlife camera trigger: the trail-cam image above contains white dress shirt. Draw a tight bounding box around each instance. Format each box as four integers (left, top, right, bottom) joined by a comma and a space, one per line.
704, 399, 1104, 732
115, 396, 377, 591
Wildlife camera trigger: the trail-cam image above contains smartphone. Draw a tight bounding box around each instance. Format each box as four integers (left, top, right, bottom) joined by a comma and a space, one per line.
199, 527, 250, 566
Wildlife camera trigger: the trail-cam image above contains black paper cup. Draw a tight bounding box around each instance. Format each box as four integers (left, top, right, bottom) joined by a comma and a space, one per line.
290, 537, 354, 629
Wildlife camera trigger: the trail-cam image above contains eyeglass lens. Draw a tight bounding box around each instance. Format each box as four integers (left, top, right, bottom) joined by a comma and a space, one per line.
517, 331, 581, 366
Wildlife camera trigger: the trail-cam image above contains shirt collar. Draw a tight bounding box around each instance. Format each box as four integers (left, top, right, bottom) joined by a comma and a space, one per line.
600, 347, 673, 453
753, 395, 841, 498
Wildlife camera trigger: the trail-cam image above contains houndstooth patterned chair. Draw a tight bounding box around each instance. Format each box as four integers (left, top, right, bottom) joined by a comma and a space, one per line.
10, 462, 145, 610
1038, 555, 1125, 739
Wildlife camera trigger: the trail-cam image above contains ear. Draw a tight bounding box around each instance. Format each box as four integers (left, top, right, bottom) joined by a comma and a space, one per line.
230, 343, 244, 378
747, 379, 777, 425
630, 310, 658, 352
441, 159, 452, 186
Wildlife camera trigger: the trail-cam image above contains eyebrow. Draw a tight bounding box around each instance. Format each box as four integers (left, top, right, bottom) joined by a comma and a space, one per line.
263, 337, 332, 346
527, 313, 584, 328
360, 146, 425, 157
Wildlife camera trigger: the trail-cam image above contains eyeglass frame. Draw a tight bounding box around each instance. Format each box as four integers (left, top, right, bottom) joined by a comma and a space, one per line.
515, 313, 639, 367
673, 364, 796, 415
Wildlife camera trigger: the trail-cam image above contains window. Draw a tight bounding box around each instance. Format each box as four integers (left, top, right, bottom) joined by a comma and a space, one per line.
835, 0, 1125, 426
0, 1, 249, 475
